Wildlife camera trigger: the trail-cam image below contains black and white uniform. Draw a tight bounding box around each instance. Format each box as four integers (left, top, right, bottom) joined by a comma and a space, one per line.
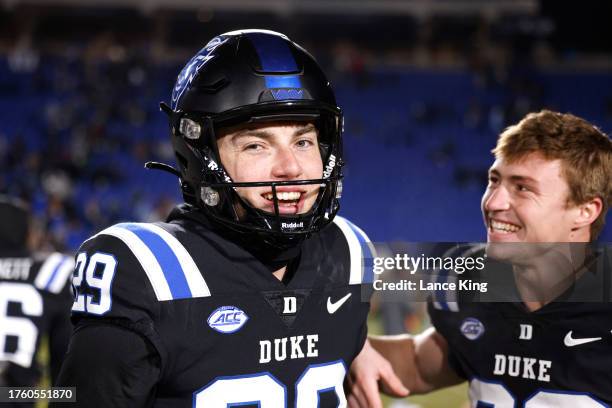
0, 249, 74, 407
429, 246, 612, 408
55, 206, 373, 407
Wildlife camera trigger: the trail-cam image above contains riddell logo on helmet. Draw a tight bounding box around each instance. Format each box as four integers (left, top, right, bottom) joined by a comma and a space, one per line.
206, 159, 231, 182
282, 222, 304, 229
323, 155, 336, 179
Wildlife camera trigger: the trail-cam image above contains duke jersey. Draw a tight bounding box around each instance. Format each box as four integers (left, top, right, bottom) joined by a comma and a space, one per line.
0, 250, 74, 406
428, 245, 612, 408
55, 208, 373, 408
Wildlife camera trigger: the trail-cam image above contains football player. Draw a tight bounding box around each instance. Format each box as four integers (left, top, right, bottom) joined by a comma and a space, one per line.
348, 110, 612, 407
53, 30, 379, 407
0, 196, 74, 407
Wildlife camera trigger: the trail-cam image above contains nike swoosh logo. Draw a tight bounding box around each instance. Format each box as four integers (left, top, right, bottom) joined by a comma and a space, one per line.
327, 293, 352, 314
564, 331, 602, 347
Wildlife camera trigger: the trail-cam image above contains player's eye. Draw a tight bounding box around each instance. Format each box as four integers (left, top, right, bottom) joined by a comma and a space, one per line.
295, 138, 315, 149
243, 143, 265, 152
516, 184, 530, 192
487, 175, 499, 185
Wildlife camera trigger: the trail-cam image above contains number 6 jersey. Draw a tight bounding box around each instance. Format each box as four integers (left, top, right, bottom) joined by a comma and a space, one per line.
0, 250, 74, 408
54, 206, 373, 408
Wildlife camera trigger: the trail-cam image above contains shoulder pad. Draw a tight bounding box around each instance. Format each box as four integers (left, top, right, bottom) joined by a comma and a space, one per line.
88, 222, 211, 301
33, 252, 75, 294
331, 216, 376, 285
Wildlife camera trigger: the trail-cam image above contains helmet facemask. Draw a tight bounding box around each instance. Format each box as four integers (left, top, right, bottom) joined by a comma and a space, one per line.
163, 101, 343, 249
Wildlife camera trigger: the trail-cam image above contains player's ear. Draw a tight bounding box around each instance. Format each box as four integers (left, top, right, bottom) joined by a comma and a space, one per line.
571, 196, 602, 233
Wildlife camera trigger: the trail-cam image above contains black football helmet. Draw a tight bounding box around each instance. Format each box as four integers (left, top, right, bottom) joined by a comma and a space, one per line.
157, 29, 344, 249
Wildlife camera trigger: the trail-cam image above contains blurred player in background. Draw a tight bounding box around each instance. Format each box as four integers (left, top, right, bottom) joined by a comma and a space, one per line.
348, 110, 612, 407
53, 29, 390, 407
0, 196, 74, 407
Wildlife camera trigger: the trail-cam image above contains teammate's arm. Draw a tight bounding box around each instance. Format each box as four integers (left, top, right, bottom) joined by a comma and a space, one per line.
348, 328, 463, 408
52, 323, 160, 408
373, 327, 463, 392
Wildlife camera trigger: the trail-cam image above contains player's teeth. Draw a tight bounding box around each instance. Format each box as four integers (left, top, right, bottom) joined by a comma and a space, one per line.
491, 220, 520, 232
264, 192, 301, 201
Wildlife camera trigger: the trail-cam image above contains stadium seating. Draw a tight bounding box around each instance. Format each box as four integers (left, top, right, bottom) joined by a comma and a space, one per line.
1, 55, 610, 249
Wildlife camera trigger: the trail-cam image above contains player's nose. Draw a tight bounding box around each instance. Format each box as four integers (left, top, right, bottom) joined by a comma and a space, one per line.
271, 147, 303, 179
483, 186, 511, 212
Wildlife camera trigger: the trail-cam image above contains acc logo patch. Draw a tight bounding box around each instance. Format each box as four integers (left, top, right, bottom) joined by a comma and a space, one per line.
460, 317, 485, 340
207, 306, 249, 334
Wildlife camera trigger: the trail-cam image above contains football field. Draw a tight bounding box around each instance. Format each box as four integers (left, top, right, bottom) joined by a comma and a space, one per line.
383, 383, 468, 408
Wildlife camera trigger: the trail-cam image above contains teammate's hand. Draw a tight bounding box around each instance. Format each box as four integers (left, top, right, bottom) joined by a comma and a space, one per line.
347, 339, 410, 408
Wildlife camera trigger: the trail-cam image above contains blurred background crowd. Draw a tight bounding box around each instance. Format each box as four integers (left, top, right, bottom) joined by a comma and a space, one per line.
0, 0, 610, 250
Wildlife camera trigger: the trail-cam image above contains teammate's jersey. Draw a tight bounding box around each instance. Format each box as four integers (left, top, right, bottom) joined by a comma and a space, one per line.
0, 250, 74, 398
429, 245, 612, 407
55, 207, 373, 407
